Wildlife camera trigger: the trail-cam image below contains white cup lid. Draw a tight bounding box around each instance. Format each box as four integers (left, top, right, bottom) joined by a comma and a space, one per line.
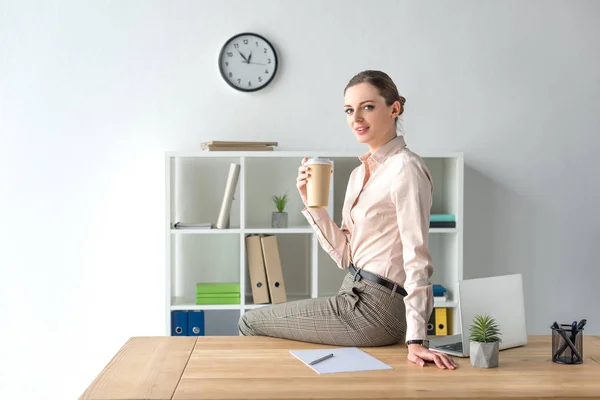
306, 157, 332, 165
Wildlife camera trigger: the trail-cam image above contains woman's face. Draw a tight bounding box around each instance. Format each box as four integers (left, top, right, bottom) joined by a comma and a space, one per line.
344, 82, 399, 149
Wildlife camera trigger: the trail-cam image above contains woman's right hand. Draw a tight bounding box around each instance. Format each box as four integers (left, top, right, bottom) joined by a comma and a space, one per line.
296, 157, 310, 207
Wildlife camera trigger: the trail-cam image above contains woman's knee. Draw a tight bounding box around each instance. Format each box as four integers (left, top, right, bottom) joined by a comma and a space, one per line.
238, 311, 255, 336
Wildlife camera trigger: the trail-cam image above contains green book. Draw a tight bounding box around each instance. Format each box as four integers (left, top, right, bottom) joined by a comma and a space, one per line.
430, 214, 455, 222
195, 297, 240, 305
196, 282, 240, 294
196, 292, 239, 298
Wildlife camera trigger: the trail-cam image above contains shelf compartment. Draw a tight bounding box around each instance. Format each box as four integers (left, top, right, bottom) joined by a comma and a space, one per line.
244, 157, 333, 229
429, 232, 460, 301
170, 234, 240, 304
423, 157, 463, 227
203, 310, 241, 336
169, 156, 241, 230
244, 233, 312, 306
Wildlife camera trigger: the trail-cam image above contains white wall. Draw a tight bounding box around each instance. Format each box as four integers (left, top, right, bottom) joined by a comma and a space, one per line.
1, 0, 598, 398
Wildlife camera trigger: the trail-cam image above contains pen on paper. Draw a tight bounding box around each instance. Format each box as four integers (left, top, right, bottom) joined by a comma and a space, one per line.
308, 353, 334, 366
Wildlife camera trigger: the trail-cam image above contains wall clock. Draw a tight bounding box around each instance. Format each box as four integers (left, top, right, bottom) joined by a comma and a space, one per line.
218, 32, 278, 92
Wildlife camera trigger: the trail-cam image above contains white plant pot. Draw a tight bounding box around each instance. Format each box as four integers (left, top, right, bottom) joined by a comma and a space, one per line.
470, 341, 499, 368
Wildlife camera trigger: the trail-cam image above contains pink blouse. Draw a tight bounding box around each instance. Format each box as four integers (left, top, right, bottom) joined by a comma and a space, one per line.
302, 135, 434, 341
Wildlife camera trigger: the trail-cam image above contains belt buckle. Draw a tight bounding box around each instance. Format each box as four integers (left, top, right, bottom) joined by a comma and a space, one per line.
353, 268, 362, 282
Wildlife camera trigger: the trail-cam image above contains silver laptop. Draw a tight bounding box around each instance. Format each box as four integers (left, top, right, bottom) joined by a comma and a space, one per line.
429, 273, 527, 357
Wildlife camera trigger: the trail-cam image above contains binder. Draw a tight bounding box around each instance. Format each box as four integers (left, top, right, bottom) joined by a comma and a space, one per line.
427, 311, 436, 336
245, 235, 270, 304
171, 311, 188, 336
260, 235, 287, 304
435, 308, 448, 336
187, 311, 205, 336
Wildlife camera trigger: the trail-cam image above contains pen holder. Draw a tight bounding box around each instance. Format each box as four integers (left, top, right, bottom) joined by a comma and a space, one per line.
552, 324, 584, 364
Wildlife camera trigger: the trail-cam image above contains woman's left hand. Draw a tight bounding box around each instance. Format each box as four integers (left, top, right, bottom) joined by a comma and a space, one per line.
407, 344, 457, 369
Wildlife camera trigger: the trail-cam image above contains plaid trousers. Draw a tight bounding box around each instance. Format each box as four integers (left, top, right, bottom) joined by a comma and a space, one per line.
238, 271, 407, 346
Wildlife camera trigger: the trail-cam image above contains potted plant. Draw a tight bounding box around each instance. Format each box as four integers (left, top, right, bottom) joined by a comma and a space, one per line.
271, 194, 288, 228
469, 314, 502, 368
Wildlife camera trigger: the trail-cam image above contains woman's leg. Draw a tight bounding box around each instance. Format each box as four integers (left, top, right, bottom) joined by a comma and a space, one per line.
238, 272, 406, 346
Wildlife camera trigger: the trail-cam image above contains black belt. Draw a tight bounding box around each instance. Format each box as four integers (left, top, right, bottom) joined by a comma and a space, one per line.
349, 264, 408, 297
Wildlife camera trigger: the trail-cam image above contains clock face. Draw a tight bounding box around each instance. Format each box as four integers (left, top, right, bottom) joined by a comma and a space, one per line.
219, 33, 278, 92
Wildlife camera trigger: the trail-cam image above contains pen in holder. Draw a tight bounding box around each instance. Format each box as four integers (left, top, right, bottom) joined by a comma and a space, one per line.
551, 320, 586, 365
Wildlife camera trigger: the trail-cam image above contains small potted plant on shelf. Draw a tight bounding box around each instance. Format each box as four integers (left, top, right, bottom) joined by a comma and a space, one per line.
469, 314, 502, 368
271, 194, 288, 228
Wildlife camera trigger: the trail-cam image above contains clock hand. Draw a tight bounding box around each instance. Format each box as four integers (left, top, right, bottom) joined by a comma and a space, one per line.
248, 61, 266, 65
237, 49, 248, 63
248, 52, 252, 63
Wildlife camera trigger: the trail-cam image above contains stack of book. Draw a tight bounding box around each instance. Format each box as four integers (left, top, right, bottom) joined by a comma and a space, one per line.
433, 284, 448, 302
196, 282, 240, 305
200, 141, 278, 151
430, 214, 456, 228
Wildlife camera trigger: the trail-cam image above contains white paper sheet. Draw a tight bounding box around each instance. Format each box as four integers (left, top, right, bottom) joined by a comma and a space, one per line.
289, 347, 392, 374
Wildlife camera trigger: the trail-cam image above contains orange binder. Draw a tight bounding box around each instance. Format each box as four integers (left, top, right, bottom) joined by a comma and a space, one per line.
259, 235, 287, 304
245, 235, 270, 304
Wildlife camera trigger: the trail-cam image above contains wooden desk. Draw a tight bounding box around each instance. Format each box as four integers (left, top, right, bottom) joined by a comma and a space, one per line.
80, 335, 600, 400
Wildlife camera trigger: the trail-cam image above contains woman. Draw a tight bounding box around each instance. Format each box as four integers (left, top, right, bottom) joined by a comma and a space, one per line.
239, 70, 456, 370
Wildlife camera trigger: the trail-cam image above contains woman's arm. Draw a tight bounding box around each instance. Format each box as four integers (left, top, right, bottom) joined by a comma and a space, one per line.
390, 159, 434, 342
392, 159, 456, 369
297, 158, 353, 269
301, 207, 352, 269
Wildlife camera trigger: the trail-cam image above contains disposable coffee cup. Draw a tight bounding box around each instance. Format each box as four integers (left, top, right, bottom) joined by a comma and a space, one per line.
305, 157, 333, 208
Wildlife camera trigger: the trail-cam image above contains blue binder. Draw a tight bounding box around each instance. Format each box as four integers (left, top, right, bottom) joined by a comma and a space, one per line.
187, 310, 205, 336
171, 311, 188, 336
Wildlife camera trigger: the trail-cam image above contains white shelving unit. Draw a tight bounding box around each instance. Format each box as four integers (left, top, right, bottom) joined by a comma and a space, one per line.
165, 150, 464, 336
